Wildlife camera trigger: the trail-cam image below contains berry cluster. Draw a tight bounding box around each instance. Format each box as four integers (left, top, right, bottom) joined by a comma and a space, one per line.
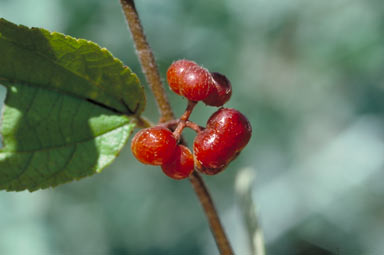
167, 60, 232, 106
131, 60, 252, 180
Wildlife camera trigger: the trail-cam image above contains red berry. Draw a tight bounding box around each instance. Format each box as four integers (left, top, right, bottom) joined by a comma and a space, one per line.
193, 128, 228, 175
167, 59, 214, 101
193, 108, 252, 175
161, 145, 194, 180
131, 126, 177, 165
179, 65, 214, 101
206, 108, 252, 151
167, 60, 198, 95
203, 72, 232, 107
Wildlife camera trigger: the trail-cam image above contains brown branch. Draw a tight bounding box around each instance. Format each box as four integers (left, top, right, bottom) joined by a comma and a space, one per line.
189, 171, 234, 255
119, 1, 233, 254
119, 0, 174, 123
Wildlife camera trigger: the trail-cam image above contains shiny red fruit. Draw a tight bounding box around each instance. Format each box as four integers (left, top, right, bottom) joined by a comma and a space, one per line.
167, 59, 198, 95
161, 145, 194, 180
193, 108, 252, 175
206, 108, 252, 151
203, 72, 232, 107
166, 59, 214, 101
179, 65, 214, 101
193, 128, 228, 175
131, 126, 177, 165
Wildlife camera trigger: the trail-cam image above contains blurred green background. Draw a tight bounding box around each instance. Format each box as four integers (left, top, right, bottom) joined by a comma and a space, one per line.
1, 0, 384, 254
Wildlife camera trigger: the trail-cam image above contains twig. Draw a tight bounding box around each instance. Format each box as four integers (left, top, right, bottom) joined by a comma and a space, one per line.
119, 1, 233, 254
190, 171, 234, 255
119, 0, 174, 123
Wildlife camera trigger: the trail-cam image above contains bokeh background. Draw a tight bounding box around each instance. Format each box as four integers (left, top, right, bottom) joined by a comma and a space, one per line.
1, 0, 384, 254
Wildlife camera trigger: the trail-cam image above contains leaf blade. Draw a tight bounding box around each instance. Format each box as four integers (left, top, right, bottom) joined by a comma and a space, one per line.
0, 19, 145, 191
0, 84, 136, 191
0, 18, 145, 115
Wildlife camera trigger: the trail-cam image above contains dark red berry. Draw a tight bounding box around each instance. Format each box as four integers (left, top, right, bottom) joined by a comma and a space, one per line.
167, 59, 198, 95
206, 108, 252, 151
161, 145, 194, 180
193, 128, 228, 175
167, 59, 214, 101
193, 108, 252, 175
203, 72, 232, 107
179, 65, 214, 101
131, 126, 177, 165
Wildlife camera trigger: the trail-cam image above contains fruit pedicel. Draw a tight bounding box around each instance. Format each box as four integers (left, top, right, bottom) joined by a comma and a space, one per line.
131, 59, 252, 180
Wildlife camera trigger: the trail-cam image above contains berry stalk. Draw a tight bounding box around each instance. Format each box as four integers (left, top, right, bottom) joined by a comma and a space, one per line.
158, 119, 203, 134
173, 100, 197, 141
185, 121, 204, 133
119, 1, 234, 254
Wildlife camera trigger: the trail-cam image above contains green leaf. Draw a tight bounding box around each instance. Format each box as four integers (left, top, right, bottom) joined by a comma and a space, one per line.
0, 19, 146, 191
0, 18, 145, 114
